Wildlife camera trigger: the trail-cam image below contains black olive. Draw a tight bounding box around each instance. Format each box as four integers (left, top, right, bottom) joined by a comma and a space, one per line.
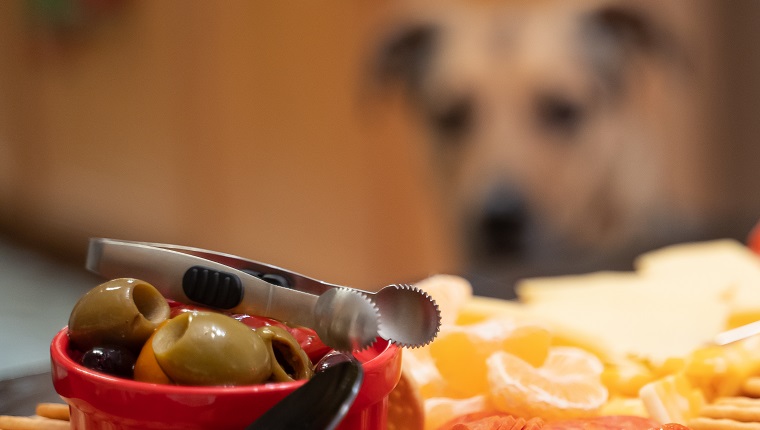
80, 345, 137, 378
313, 350, 353, 374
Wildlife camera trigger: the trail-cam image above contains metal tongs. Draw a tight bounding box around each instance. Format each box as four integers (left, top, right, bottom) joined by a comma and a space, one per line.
85, 238, 441, 352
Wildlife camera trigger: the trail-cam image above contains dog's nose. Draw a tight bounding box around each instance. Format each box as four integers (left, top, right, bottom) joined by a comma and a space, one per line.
477, 185, 527, 257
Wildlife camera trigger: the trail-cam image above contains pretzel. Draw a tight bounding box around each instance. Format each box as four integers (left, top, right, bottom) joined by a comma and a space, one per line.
34, 403, 69, 421
0, 415, 70, 430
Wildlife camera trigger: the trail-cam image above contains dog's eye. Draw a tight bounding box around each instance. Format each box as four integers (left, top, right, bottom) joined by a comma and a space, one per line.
428, 98, 473, 142
535, 94, 585, 136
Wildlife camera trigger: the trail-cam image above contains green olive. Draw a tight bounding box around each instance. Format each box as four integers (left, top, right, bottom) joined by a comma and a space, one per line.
68, 278, 170, 351
255, 325, 314, 382
152, 311, 271, 386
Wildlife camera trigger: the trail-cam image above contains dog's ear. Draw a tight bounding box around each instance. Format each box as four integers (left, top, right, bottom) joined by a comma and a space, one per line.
370, 22, 438, 98
590, 6, 661, 53
584, 4, 689, 90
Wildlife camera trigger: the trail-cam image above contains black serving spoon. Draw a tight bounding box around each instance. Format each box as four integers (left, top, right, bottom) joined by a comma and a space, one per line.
246, 357, 363, 430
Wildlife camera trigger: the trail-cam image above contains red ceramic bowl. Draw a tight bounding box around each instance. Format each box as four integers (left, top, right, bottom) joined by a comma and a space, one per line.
51, 328, 402, 430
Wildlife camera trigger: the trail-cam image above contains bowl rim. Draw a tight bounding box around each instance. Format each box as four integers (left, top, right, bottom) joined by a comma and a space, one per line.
50, 326, 398, 394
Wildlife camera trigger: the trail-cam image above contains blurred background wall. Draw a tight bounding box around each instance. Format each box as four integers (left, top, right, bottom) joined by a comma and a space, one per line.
0, 0, 458, 290
0, 0, 759, 296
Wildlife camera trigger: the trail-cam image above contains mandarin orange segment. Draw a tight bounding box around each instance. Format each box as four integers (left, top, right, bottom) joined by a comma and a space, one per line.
134, 324, 172, 384
403, 345, 448, 399
651, 357, 687, 379
539, 346, 604, 378
429, 319, 552, 398
415, 274, 473, 327
425, 395, 494, 430
601, 357, 655, 398
486, 347, 608, 420
503, 326, 554, 368
387, 369, 425, 430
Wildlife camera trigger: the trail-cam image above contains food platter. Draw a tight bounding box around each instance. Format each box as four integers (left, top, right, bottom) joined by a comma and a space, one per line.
410, 237, 760, 429
3, 232, 760, 430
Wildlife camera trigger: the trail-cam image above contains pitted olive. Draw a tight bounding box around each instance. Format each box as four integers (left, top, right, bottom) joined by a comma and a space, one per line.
255, 325, 314, 382
68, 278, 170, 351
152, 311, 271, 386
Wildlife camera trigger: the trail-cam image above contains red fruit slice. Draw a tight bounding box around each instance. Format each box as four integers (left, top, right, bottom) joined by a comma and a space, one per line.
749, 220, 760, 255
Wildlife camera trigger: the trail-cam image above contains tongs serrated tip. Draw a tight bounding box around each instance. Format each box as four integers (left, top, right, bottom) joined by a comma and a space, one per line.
375, 283, 441, 349
314, 287, 381, 352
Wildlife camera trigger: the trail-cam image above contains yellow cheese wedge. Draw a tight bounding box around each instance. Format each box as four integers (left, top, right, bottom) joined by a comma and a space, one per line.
511, 240, 760, 363
517, 278, 730, 363
639, 374, 705, 424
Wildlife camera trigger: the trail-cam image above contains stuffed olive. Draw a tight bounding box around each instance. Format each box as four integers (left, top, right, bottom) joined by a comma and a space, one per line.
152, 311, 272, 386
68, 278, 170, 351
256, 325, 314, 382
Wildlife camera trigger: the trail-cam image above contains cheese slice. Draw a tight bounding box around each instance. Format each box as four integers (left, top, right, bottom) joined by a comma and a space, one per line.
519, 279, 730, 362
512, 240, 760, 362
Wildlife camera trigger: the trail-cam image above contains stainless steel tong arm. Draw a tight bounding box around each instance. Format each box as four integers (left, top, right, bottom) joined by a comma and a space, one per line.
86, 238, 381, 351
87, 238, 319, 327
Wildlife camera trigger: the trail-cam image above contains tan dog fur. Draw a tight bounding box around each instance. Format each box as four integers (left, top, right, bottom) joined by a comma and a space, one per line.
372, 0, 760, 296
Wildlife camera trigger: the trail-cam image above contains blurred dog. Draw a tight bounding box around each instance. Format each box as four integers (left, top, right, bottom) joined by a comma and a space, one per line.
371, 0, 760, 297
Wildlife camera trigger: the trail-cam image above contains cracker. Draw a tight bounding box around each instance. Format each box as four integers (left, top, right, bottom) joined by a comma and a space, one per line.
715, 397, 760, 407
689, 417, 760, 430
34, 403, 69, 421
0, 415, 70, 430
702, 404, 760, 422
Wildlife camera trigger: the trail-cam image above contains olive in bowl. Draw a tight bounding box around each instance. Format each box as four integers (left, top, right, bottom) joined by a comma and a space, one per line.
51, 328, 402, 430
68, 278, 170, 352
256, 325, 315, 383
152, 311, 272, 386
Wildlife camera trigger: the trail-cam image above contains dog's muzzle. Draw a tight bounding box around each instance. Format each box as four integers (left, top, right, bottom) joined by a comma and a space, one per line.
473, 185, 528, 258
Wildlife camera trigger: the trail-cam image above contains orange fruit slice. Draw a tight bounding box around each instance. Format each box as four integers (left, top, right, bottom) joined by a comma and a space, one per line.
402, 345, 447, 399
600, 357, 655, 398
415, 274, 473, 327
748, 218, 760, 255
134, 324, 172, 384
486, 347, 608, 420
387, 369, 425, 430
425, 395, 493, 430
429, 319, 552, 398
